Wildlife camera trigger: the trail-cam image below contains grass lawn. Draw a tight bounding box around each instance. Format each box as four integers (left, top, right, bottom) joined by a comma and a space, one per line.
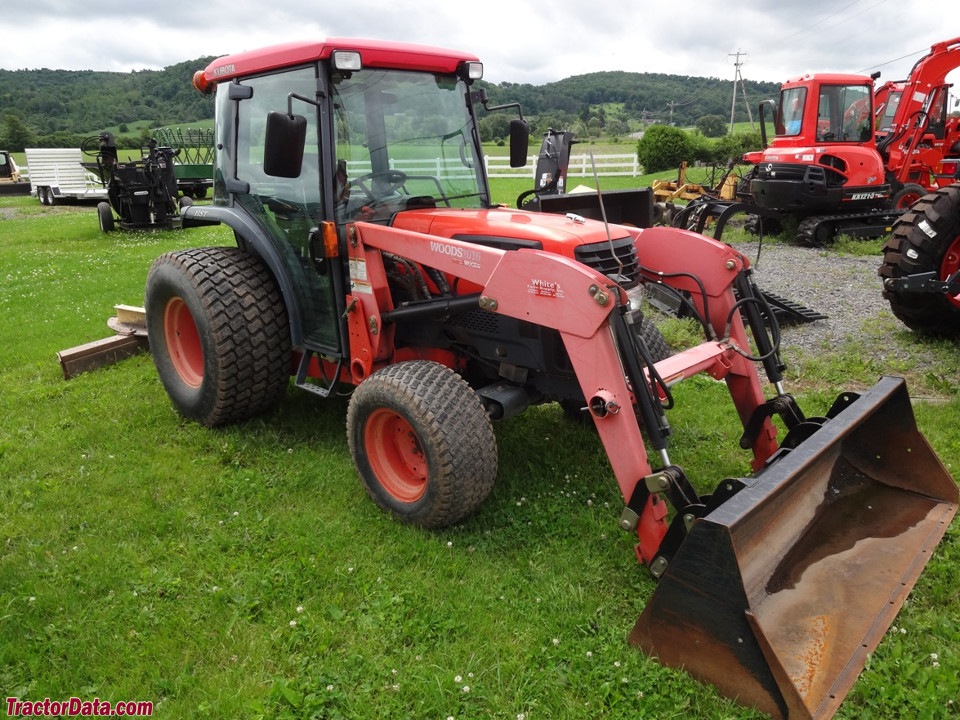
0, 192, 957, 719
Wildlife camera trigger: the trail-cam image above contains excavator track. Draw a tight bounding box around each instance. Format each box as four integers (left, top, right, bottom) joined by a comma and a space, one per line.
795, 209, 903, 247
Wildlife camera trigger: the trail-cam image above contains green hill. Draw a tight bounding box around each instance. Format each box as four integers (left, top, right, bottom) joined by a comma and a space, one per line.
0, 56, 780, 149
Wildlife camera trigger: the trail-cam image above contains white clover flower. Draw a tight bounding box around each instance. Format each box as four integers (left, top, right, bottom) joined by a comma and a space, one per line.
586, 651, 592, 658
553, 638, 560, 646
454, 675, 462, 683
289, 620, 296, 627
296, 605, 303, 613
326, 685, 334, 691
462, 686, 470, 693
930, 653, 939, 661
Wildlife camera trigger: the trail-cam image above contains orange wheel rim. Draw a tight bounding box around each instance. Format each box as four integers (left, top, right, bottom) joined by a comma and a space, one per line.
364, 408, 427, 502
163, 297, 204, 387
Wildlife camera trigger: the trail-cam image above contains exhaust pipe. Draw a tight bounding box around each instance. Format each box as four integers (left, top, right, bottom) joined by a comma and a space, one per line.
629, 376, 957, 719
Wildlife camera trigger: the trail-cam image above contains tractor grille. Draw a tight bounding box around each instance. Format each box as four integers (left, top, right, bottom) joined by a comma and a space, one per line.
756, 162, 808, 181
756, 162, 846, 188
574, 236, 639, 283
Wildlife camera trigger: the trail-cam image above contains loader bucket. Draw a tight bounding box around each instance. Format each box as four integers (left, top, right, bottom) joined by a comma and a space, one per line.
629, 376, 957, 720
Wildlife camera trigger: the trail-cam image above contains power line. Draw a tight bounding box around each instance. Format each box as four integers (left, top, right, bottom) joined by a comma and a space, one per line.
729, 50, 755, 133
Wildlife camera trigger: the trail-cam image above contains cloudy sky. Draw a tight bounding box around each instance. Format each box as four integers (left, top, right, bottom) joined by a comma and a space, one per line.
2, 0, 957, 88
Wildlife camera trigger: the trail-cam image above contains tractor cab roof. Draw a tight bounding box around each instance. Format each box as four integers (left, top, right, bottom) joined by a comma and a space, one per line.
196, 37, 479, 90
781, 72, 875, 88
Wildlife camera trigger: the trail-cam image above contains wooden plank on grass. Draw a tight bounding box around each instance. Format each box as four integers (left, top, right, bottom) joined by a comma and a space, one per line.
57, 334, 148, 380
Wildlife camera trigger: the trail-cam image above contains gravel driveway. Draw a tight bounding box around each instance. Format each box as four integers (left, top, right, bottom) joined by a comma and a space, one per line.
731, 240, 889, 354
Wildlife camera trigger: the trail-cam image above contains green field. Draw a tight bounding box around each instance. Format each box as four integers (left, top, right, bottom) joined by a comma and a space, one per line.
0, 194, 957, 719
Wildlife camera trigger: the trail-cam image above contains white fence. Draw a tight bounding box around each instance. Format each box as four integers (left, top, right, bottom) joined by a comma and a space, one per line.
486, 153, 642, 179
342, 153, 643, 181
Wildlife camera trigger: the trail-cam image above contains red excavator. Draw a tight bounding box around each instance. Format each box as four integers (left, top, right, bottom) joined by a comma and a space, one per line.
737, 37, 960, 245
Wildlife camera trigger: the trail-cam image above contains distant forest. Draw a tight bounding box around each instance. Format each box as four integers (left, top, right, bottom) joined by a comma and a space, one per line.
0, 56, 781, 150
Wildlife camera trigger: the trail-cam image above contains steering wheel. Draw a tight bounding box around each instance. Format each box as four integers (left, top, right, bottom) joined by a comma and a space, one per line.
350, 170, 408, 203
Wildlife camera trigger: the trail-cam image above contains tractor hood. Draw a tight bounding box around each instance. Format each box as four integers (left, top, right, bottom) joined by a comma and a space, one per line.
391, 207, 635, 251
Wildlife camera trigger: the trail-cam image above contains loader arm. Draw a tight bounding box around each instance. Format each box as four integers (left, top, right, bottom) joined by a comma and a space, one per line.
347, 220, 780, 526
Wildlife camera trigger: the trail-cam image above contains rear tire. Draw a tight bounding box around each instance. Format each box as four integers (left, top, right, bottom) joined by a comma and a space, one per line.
879, 184, 960, 335
145, 247, 291, 426
346, 361, 497, 528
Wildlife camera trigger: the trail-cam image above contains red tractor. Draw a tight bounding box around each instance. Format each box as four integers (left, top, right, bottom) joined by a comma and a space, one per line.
875, 36, 960, 208
143, 38, 957, 719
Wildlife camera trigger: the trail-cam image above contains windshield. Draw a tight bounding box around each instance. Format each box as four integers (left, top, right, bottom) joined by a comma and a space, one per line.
776, 87, 806, 136
332, 68, 486, 223
877, 90, 903, 132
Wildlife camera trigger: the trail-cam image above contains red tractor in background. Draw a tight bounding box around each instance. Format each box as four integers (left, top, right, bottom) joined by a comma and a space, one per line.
142, 38, 957, 719
875, 36, 960, 206
734, 37, 960, 246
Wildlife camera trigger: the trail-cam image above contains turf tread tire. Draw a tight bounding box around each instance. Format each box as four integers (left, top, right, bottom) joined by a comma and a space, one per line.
145, 246, 291, 426
346, 361, 497, 529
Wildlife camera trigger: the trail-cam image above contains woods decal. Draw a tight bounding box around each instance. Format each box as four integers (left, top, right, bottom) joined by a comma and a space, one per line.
429, 241, 481, 269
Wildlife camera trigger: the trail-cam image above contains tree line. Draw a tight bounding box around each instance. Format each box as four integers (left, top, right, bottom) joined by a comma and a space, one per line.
0, 57, 780, 151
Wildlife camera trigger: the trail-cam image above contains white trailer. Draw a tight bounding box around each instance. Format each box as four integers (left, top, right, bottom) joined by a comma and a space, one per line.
24, 148, 108, 204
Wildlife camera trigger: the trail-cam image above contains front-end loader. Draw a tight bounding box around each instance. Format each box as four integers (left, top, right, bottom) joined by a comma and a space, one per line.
142, 39, 957, 719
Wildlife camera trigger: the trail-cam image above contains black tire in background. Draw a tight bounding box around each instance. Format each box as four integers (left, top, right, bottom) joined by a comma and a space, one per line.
879, 184, 960, 335
97, 202, 115, 232
346, 360, 497, 528
145, 247, 291, 426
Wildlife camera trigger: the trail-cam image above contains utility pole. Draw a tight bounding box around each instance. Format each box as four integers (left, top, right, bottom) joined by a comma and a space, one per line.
729, 50, 755, 134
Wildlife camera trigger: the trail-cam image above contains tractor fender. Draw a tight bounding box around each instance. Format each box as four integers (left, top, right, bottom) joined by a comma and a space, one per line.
180, 203, 310, 347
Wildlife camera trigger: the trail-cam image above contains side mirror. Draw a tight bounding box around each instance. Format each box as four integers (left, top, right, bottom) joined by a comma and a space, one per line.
509, 118, 530, 168
264, 111, 306, 178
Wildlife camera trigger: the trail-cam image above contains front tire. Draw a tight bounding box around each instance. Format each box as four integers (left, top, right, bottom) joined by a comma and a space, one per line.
346, 361, 497, 528
879, 184, 960, 335
891, 183, 926, 211
97, 202, 115, 232
145, 247, 291, 426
